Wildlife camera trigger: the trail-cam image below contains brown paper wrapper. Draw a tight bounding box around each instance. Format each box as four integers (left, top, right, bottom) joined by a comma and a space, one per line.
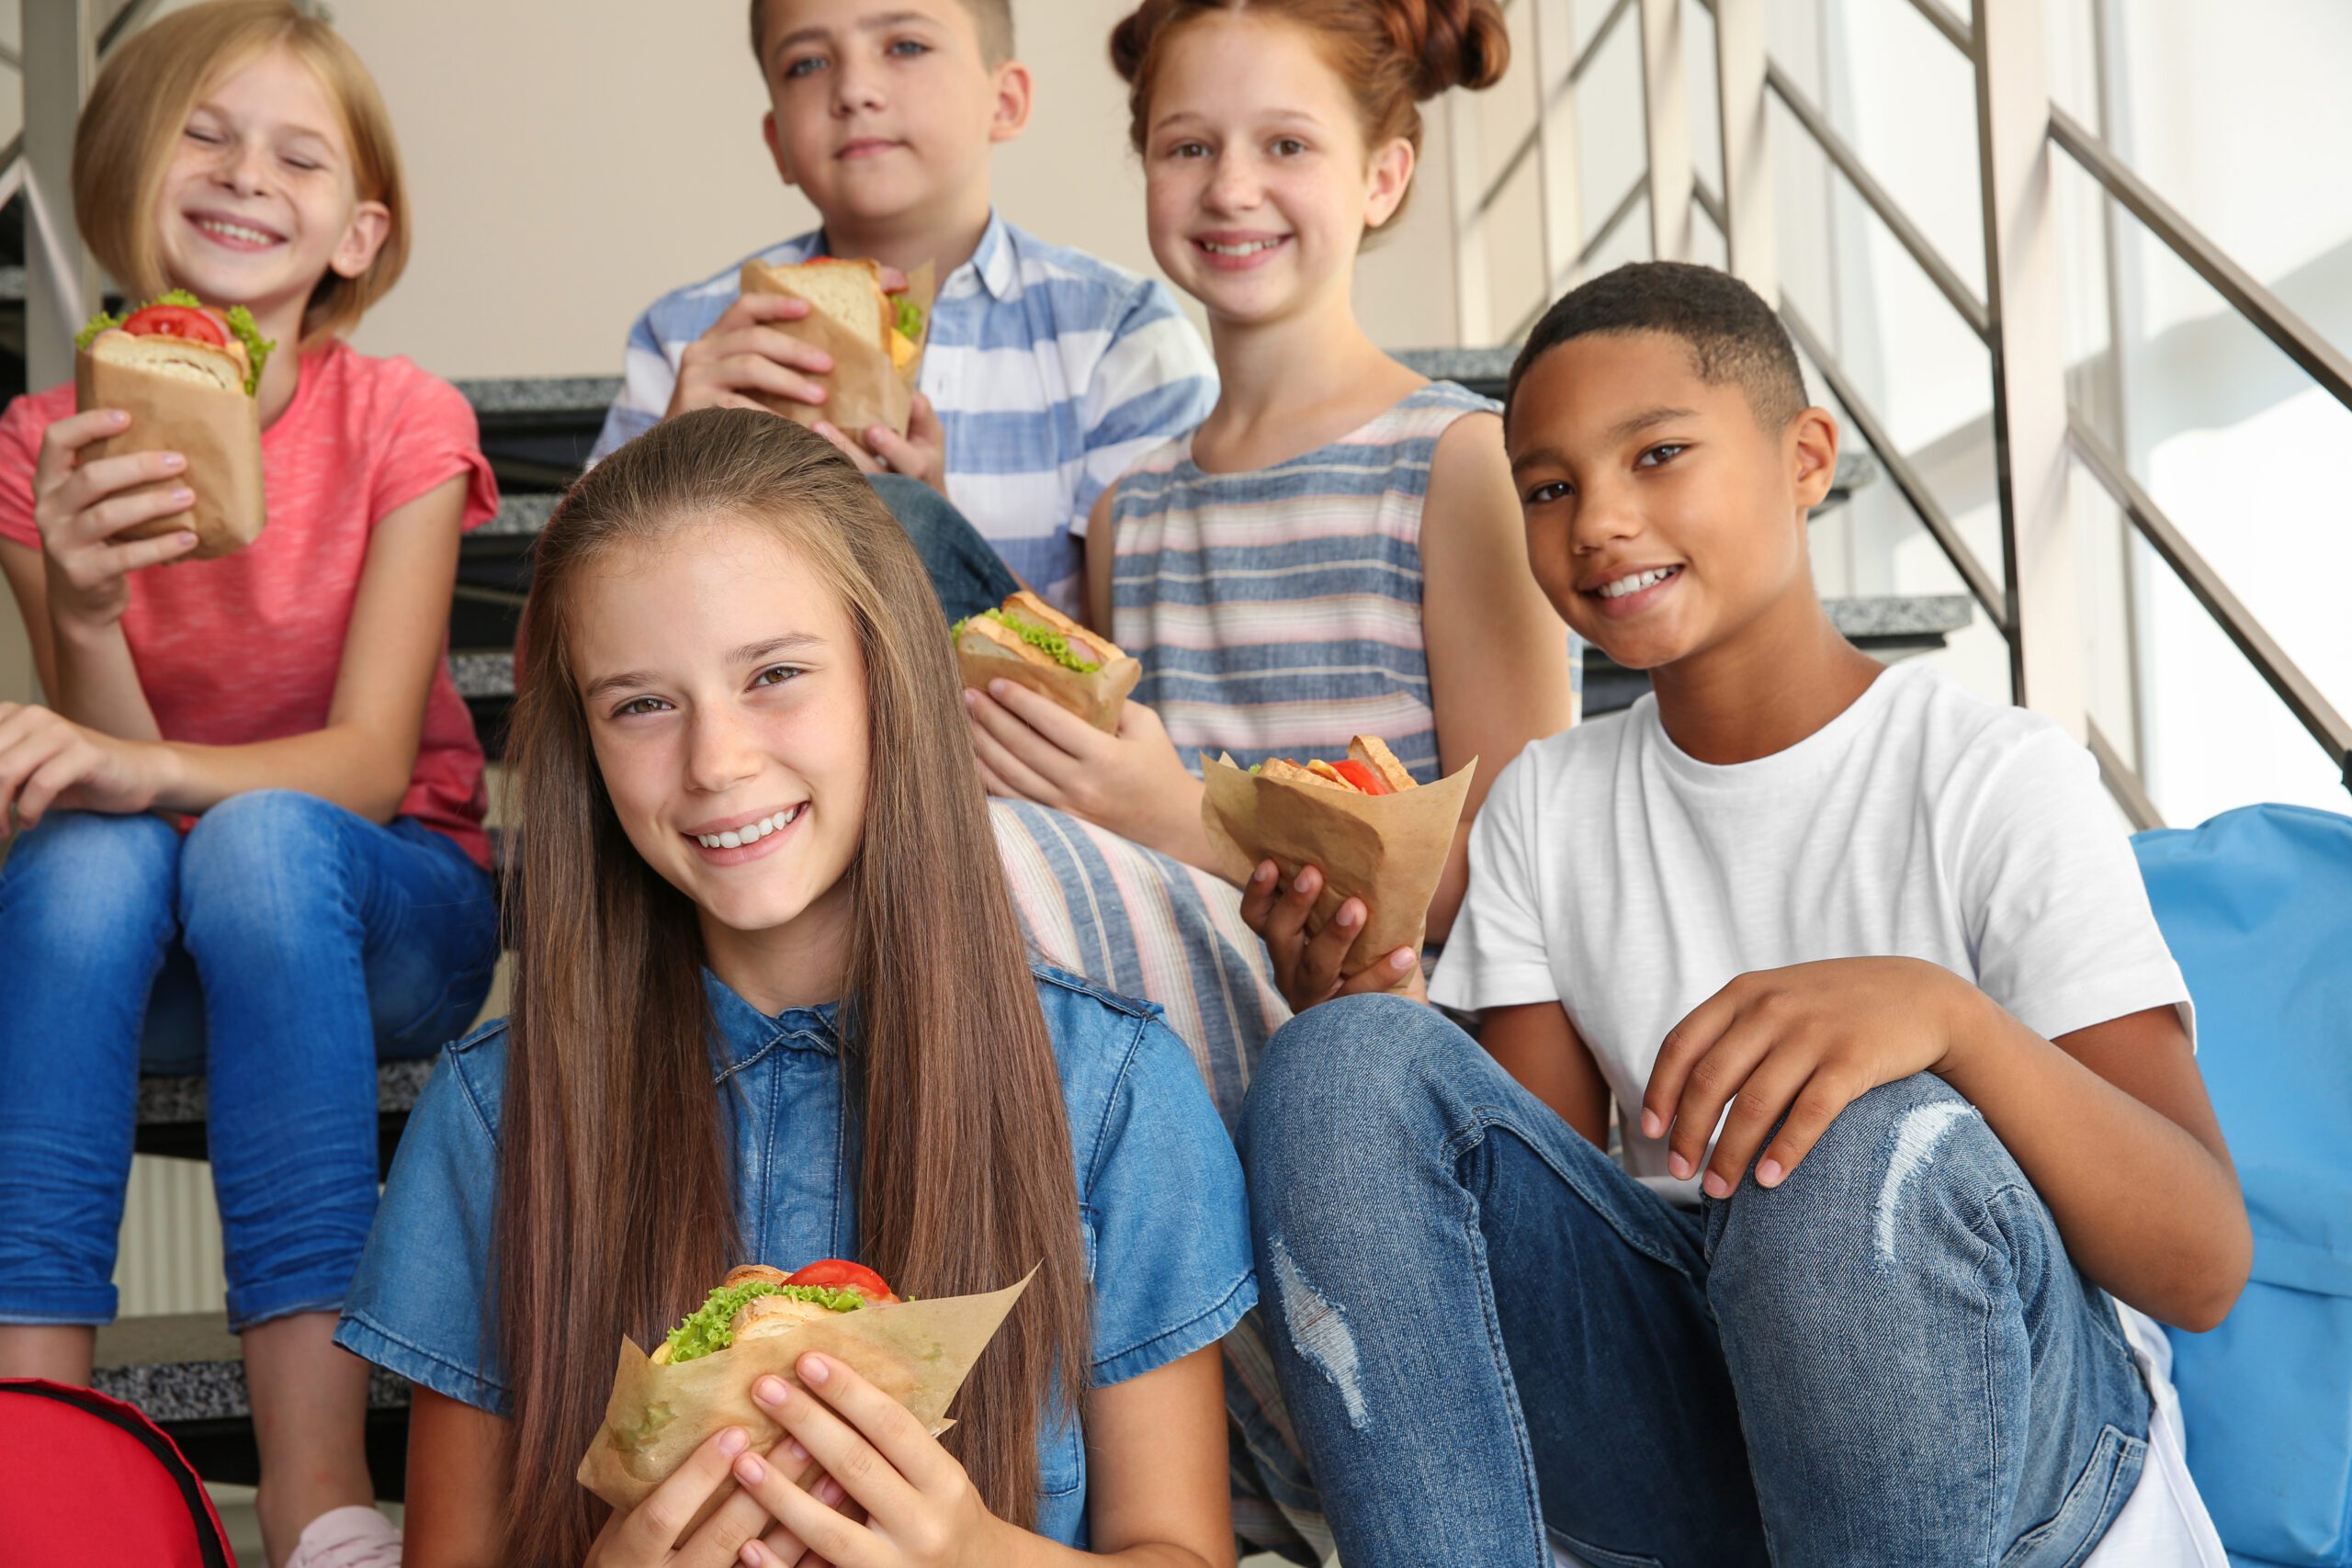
74, 347, 265, 559
956, 638, 1141, 733
1201, 752, 1476, 976
576, 1270, 1029, 1540
739, 259, 936, 449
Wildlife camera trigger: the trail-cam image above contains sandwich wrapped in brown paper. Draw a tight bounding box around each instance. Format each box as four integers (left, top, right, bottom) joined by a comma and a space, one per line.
955, 643, 1139, 733
738, 259, 936, 449
74, 347, 265, 559
1201, 752, 1476, 979
576, 1271, 1029, 1540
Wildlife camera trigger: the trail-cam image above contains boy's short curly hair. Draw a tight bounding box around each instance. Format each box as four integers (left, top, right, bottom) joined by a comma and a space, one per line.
1505, 262, 1809, 435
749, 0, 1015, 69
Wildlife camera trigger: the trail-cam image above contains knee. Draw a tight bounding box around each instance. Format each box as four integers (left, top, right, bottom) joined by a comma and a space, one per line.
1707, 1072, 2015, 1300
869, 472, 961, 542
0, 811, 179, 955
1241, 996, 1476, 1209
179, 791, 354, 931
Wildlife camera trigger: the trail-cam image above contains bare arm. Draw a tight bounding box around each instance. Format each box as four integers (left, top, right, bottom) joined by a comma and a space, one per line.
400, 1387, 513, 1567
1081, 484, 1118, 635
141, 472, 469, 818
1479, 1001, 1611, 1147
1417, 412, 1575, 940
1940, 998, 2249, 1332
1068, 1344, 1236, 1568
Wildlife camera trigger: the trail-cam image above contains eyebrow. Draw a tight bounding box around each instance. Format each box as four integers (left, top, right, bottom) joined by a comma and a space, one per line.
1606, 406, 1701, 444
579, 633, 826, 704
773, 9, 936, 56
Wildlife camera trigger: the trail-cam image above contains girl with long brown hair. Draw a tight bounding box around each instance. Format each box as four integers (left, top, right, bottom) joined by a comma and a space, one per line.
333, 409, 1251, 1566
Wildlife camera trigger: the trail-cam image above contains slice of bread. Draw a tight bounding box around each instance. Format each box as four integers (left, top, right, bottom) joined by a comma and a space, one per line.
85, 329, 245, 393
1001, 590, 1124, 666
1349, 735, 1417, 793
745, 256, 888, 344
958, 612, 1066, 672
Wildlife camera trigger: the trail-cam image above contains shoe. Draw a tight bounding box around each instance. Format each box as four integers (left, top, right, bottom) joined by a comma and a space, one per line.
283, 1505, 403, 1568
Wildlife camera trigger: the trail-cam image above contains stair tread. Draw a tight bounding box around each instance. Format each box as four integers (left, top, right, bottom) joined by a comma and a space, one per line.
136, 1056, 434, 1126
93, 1313, 410, 1421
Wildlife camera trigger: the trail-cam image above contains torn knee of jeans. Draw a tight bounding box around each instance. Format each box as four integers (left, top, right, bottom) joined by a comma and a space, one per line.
1871, 1100, 1977, 1268
1267, 1236, 1370, 1430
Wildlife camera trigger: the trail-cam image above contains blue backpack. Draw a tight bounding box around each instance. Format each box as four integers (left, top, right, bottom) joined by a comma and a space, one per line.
2134, 804, 2352, 1568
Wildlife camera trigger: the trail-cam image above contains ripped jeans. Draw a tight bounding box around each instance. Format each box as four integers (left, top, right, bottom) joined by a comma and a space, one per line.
1240, 995, 2153, 1568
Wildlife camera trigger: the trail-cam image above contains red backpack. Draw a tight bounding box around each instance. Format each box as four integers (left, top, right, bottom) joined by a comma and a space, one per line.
0, 1379, 237, 1565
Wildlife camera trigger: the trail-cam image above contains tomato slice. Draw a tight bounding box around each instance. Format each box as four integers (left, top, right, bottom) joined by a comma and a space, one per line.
120, 304, 227, 346
1332, 760, 1389, 795
786, 1258, 897, 1302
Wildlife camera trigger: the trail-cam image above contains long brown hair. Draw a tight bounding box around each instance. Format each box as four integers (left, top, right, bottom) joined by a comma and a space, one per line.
494, 409, 1090, 1562
1110, 0, 1508, 229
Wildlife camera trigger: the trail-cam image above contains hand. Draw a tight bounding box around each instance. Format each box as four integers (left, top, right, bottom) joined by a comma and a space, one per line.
0, 703, 168, 832
667, 293, 835, 420
729, 1355, 1008, 1568
33, 407, 199, 630
583, 1423, 855, 1568
814, 392, 946, 493
1640, 957, 1978, 1198
1238, 859, 1422, 1012
963, 679, 1207, 864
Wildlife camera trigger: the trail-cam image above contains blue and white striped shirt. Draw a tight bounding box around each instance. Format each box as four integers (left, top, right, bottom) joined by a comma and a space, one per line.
592, 213, 1217, 615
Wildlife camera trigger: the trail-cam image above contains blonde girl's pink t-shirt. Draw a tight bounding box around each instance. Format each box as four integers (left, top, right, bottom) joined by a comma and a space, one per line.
0, 341, 500, 867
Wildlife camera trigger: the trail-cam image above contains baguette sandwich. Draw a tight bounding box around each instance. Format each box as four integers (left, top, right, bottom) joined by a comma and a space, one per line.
1255, 736, 1419, 797
954, 591, 1142, 732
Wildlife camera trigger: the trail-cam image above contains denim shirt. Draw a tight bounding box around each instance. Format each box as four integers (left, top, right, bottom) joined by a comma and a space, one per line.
335, 961, 1256, 1547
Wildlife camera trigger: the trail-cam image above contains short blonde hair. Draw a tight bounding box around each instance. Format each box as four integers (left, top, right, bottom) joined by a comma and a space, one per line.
72, 0, 410, 344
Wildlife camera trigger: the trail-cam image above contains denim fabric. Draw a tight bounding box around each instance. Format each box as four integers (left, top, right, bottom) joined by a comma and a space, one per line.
335, 960, 1256, 1550
1243, 995, 2154, 1568
0, 794, 499, 1330
869, 472, 1021, 623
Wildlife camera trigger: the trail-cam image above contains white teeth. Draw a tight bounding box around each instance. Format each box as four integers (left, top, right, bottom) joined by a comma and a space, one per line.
197, 218, 276, 244
695, 807, 801, 851
1201, 238, 1282, 256
1598, 566, 1679, 600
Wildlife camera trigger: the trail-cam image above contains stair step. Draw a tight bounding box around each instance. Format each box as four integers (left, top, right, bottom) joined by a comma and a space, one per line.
93, 1313, 410, 1423
137, 1057, 433, 1127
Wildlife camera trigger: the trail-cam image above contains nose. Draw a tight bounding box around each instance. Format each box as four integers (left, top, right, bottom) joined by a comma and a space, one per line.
1204, 148, 1262, 214
831, 52, 887, 117
683, 703, 763, 796
1570, 476, 1645, 556
210, 133, 271, 198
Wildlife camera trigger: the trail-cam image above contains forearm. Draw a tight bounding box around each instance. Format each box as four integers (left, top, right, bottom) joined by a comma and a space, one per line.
1939, 996, 2250, 1330
150, 725, 417, 821
1001, 1535, 1216, 1568
1135, 773, 1216, 874
1425, 822, 1473, 942
48, 615, 164, 739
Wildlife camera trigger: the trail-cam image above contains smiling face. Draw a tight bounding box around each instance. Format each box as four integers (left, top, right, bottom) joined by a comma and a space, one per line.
1508, 331, 1840, 672
1140, 13, 1410, 328
756, 0, 1025, 231
571, 516, 871, 991
148, 44, 387, 324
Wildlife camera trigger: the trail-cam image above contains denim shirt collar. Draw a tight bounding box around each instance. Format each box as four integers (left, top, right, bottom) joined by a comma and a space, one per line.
699, 968, 843, 1076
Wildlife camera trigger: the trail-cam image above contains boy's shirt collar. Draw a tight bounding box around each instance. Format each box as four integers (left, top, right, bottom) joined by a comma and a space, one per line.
809, 209, 1014, 303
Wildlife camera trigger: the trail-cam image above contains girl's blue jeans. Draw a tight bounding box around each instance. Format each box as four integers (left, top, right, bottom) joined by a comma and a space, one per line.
1242, 994, 2155, 1568
0, 791, 499, 1332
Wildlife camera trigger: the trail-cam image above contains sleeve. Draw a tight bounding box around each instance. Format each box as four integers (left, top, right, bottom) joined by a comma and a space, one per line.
0, 394, 58, 550
1952, 725, 2193, 1045
1427, 745, 1563, 1011
590, 306, 678, 463
334, 1043, 514, 1415
370, 370, 499, 534
1068, 279, 1216, 538
1081, 1017, 1257, 1386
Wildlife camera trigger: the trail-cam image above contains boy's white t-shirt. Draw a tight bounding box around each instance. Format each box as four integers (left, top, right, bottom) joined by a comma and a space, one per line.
1430, 659, 2223, 1565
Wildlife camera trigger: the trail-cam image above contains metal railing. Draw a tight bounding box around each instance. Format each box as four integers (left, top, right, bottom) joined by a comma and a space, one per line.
1447, 0, 2352, 820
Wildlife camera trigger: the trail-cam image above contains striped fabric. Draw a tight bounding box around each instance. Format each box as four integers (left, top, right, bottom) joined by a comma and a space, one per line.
1107, 381, 1498, 784
593, 213, 1217, 615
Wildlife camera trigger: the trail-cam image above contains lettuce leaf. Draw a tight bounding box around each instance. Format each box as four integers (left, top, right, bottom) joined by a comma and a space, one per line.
661, 1279, 865, 1365
75, 292, 275, 395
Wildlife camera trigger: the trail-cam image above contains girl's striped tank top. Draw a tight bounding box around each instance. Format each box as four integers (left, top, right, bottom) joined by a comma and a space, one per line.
1106, 380, 1497, 784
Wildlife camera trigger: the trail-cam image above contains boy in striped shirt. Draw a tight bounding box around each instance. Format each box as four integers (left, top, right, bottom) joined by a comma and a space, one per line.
594, 0, 1216, 615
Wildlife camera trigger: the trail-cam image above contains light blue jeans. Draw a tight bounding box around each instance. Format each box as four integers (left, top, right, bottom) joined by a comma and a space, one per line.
1243, 994, 2154, 1567
0, 791, 498, 1330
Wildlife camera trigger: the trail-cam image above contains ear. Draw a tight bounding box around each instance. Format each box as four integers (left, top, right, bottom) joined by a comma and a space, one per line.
988, 59, 1035, 145
329, 198, 391, 281
763, 109, 801, 189
1363, 136, 1416, 231
1790, 406, 1840, 513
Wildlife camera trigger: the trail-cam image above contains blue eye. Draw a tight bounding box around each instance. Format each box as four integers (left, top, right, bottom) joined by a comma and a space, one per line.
887, 36, 929, 57
784, 53, 826, 78
1636, 443, 1688, 468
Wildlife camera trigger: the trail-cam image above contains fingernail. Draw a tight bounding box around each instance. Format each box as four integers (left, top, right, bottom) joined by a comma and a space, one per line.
1640, 1109, 1663, 1139
1390, 949, 1414, 971
1668, 1152, 1691, 1180
719, 1426, 750, 1456
989, 679, 1010, 697
754, 1375, 789, 1407
108, 410, 130, 425
962, 688, 979, 707
800, 1353, 831, 1384
741, 1544, 763, 1566
817, 1476, 845, 1506
162, 453, 185, 471
175, 532, 198, 548
1702, 1170, 1732, 1199
1757, 1158, 1783, 1187
1298, 869, 1319, 893
170, 488, 194, 504
785, 1438, 808, 1465
1251, 863, 1274, 885
736, 1452, 766, 1484
1338, 904, 1362, 929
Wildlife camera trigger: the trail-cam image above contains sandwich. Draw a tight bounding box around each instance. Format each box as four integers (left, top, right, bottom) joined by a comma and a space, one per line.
953, 591, 1142, 732
739, 256, 932, 446
74, 291, 274, 558
653, 1259, 899, 1366
1256, 736, 1419, 797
